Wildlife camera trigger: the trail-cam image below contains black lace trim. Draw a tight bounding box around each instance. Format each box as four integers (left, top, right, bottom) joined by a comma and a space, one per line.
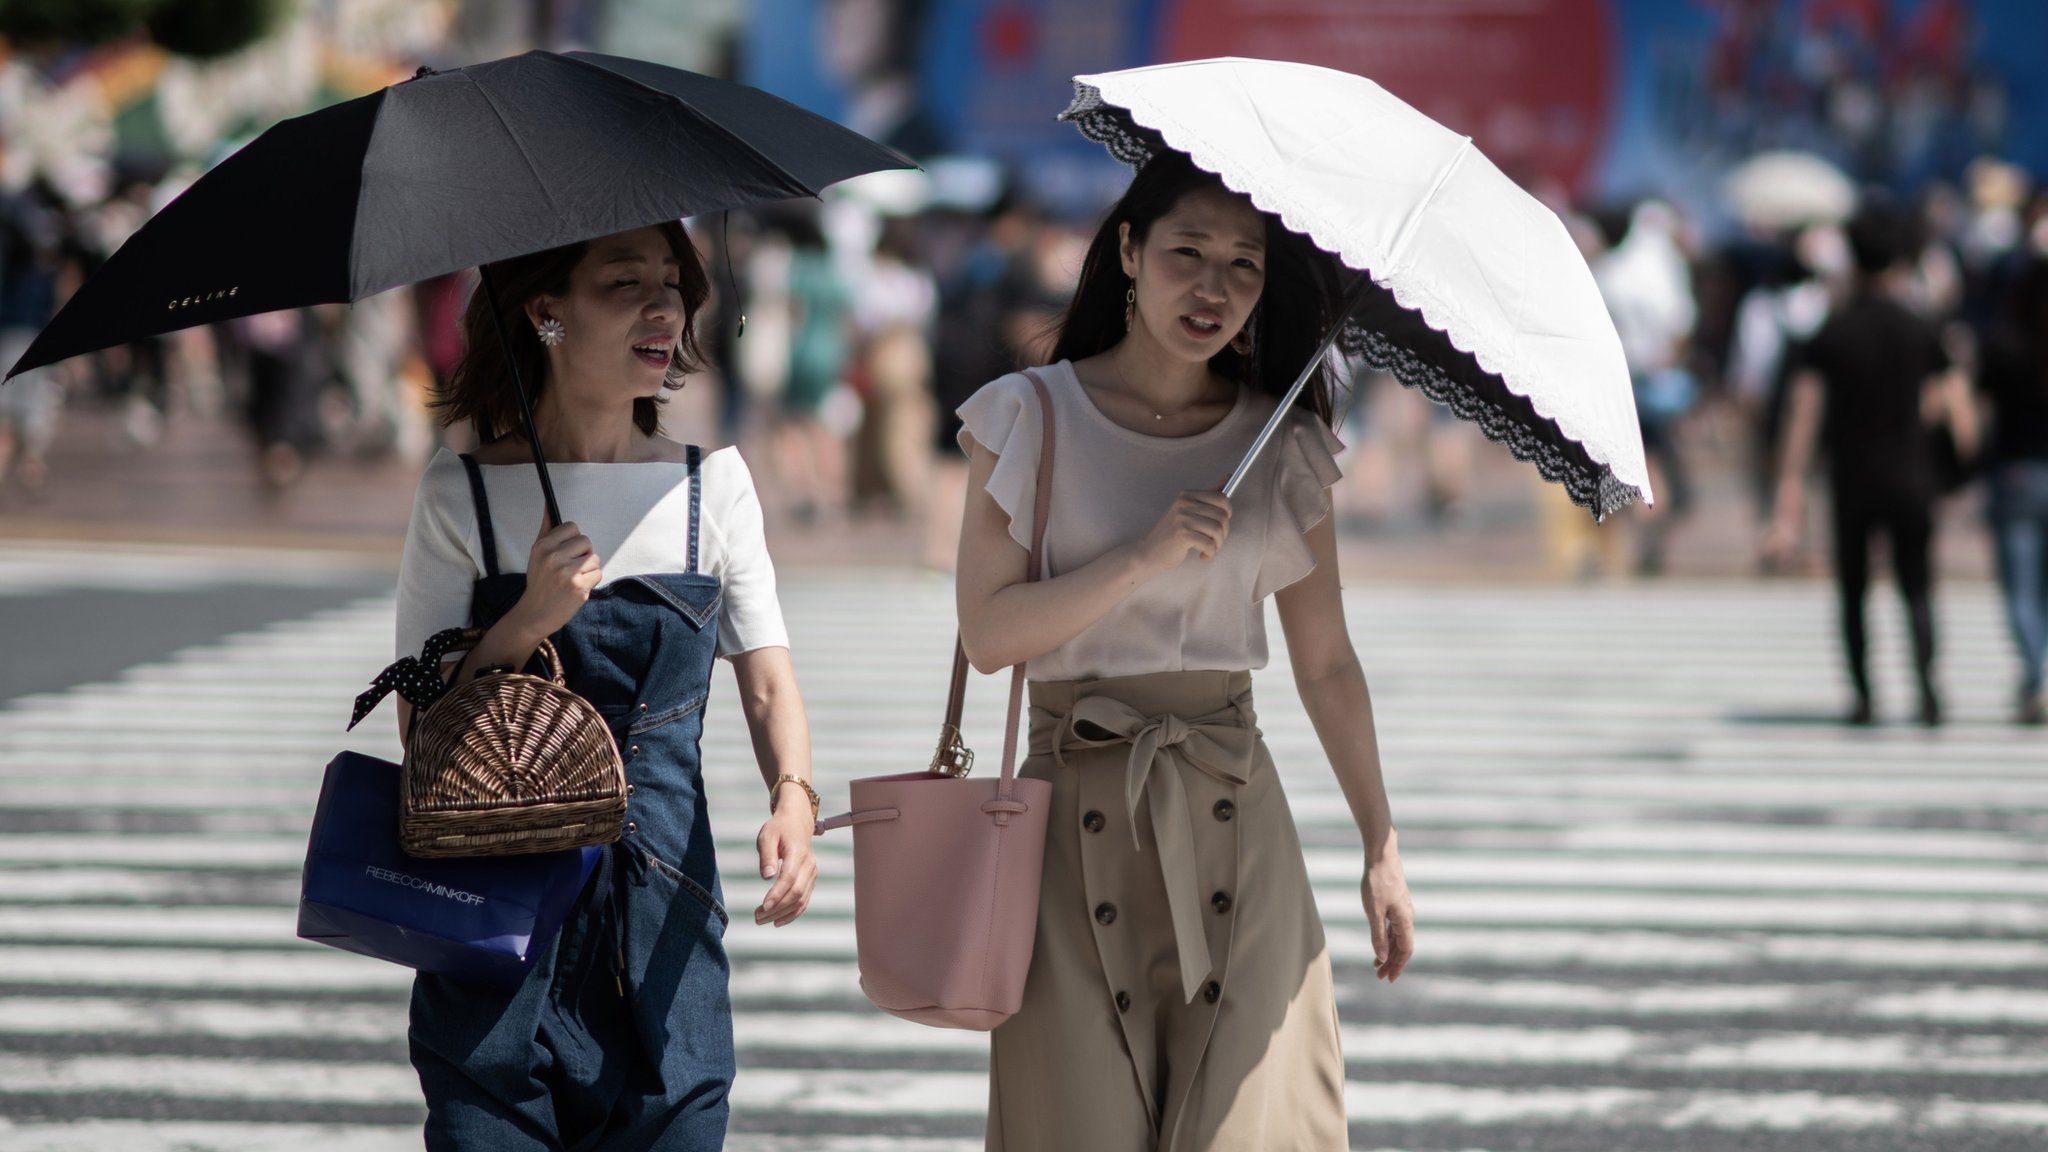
1062, 85, 1162, 167
1060, 82, 1645, 523
1344, 329, 1643, 521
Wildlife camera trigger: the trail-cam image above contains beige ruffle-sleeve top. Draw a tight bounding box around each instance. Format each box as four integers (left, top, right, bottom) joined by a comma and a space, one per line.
956, 358, 1345, 681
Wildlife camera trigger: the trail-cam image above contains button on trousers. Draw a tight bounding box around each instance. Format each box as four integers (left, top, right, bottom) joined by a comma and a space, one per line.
987, 669, 1346, 1152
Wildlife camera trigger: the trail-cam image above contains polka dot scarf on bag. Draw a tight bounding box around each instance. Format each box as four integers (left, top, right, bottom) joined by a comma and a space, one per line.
348, 626, 476, 731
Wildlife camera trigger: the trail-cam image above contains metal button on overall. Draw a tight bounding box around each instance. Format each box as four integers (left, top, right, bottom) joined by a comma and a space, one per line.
625, 784, 636, 797
1082, 810, 1105, 833
1094, 903, 1117, 926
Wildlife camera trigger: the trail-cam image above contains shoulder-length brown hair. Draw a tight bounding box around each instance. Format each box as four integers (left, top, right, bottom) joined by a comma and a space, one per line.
432, 220, 712, 444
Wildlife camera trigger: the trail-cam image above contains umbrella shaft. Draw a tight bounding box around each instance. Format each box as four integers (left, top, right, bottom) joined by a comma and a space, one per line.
478, 264, 564, 530
1220, 276, 1374, 500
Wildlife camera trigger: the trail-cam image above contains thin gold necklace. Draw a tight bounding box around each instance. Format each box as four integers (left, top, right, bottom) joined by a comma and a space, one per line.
1109, 352, 1212, 421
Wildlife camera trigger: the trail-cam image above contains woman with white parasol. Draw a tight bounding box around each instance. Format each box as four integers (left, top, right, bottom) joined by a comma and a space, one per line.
952, 58, 1649, 1149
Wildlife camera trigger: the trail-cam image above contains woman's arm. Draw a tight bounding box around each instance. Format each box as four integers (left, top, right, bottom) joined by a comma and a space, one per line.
731, 644, 818, 927
393, 499, 599, 755
954, 437, 1227, 674
395, 609, 553, 755
1273, 512, 1413, 982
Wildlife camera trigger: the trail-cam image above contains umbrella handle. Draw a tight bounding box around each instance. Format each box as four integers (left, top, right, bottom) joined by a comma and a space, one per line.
1220, 275, 1374, 499
478, 263, 564, 530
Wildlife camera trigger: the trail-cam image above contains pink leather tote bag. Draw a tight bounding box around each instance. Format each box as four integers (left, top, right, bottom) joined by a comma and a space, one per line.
814, 369, 1057, 1030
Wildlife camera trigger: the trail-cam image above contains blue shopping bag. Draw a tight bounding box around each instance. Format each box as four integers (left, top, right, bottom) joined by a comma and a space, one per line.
297, 749, 600, 988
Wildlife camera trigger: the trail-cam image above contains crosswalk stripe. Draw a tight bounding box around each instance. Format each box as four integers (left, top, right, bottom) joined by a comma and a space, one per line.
1, 562, 2041, 1149
0, 1125, 986, 1152
7, 995, 2044, 1077
7, 1052, 2044, 1135
4, 882, 2048, 945
0, 1123, 425, 1152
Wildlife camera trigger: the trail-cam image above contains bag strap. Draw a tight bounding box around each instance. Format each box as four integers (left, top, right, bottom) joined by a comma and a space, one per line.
934, 368, 1054, 797
1001, 369, 1057, 790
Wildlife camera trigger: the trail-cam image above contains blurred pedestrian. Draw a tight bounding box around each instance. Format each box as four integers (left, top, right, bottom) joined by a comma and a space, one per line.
848, 215, 936, 517
413, 270, 478, 454
1766, 199, 1980, 725
922, 192, 1040, 569
1592, 200, 1699, 575
1975, 247, 2048, 725
331, 288, 428, 463
88, 173, 175, 446
770, 212, 850, 525
701, 216, 753, 447
1726, 225, 1847, 534
0, 183, 70, 498
232, 308, 326, 492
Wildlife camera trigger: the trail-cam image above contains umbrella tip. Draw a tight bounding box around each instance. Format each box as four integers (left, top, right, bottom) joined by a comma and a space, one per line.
411, 65, 437, 81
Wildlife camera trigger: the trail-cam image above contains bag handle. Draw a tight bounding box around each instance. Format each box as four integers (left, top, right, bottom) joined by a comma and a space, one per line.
819, 368, 1054, 837
932, 369, 1055, 795
349, 625, 568, 733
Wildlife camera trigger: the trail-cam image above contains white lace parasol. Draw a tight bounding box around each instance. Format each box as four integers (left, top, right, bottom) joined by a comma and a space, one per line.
1062, 57, 1654, 519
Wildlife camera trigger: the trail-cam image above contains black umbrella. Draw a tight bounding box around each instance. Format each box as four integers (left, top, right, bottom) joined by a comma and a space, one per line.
5, 50, 915, 520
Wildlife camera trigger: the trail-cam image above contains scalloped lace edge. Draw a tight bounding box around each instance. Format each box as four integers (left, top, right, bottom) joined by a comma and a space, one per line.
1347, 328, 1643, 521
1059, 82, 1648, 521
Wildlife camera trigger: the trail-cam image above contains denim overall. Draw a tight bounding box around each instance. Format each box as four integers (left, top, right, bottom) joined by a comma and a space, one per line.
408, 447, 733, 1152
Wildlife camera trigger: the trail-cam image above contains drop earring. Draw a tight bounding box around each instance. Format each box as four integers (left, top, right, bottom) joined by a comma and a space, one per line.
1229, 310, 1257, 357
1124, 282, 1135, 333
536, 316, 565, 347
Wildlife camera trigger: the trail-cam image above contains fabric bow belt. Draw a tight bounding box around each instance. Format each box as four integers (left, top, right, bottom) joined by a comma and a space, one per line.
1037, 693, 1258, 1003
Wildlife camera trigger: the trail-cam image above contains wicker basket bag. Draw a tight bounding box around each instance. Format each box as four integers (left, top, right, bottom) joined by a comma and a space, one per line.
350, 625, 626, 859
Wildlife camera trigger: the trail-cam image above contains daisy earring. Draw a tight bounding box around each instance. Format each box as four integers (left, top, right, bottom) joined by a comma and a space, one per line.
536, 316, 565, 347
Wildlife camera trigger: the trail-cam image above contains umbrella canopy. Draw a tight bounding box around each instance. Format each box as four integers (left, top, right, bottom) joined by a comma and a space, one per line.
1722, 150, 1856, 232
1061, 57, 1652, 520
6, 50, 915, 380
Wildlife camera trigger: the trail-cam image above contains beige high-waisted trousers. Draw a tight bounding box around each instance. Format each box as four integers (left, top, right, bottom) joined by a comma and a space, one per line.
987, 669, 1346, 1152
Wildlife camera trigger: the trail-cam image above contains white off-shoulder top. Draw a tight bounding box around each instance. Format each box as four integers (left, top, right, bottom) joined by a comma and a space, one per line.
956, 358, 1345, 681
395, 444, 791, 664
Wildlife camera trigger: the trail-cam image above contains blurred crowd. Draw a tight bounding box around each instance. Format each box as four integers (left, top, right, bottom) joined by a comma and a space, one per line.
0, 164, 436, 496
1666, 0, 2005, 199
3, 113, 2046, 722
1544, 154, 2048, 723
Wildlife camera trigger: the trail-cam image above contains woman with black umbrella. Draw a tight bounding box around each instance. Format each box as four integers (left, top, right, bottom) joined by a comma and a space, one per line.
392, 221, 818, 1150
0, 49, 924, 1150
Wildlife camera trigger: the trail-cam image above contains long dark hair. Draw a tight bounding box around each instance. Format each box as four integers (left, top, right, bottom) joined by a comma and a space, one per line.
434, 220, 712, 444
1046, 151, 1344, 429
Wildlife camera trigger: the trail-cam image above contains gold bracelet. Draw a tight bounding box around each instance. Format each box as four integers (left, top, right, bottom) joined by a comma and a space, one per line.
770, 774, 820, 821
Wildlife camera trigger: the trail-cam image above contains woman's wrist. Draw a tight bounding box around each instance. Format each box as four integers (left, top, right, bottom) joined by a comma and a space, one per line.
1364, 824, 1400, 867
497, 600, 555, 649
770, 775, 820, 824
1119, 541, 1165, 584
